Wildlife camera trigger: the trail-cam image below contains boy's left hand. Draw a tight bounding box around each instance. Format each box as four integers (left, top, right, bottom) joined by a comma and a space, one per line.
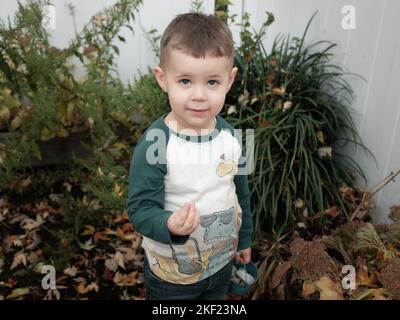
235, 248, 251, 264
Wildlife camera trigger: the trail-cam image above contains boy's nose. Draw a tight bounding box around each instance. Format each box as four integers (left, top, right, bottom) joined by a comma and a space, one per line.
191, 86, 206, 101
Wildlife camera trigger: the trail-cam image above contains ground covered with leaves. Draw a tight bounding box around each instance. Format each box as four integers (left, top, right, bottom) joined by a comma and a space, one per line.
0, 185, 146, 300
1, 170, 399, 300
249, 203, 400, 300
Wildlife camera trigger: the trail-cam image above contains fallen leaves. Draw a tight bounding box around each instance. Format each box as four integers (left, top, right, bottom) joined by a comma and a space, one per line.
80, 225, 96, 236
315, 276, 344, 300
10, 251, 27, 270
270, 261, 291, 290
302, 280, 317, 298
105, 258, 118, 272
301, 276, 344, 300
0, 194, 145, 300
114, 251, 126, 270
113, 271, 138, 287
20, 215, 44, 231
63, 266, 79, 277
78, 239, 95, 251
353, 288, 390, 300
272, 86, 286, 96
76, 281, 99, 294
251, 209, 400, 301
356, 257, 378, 288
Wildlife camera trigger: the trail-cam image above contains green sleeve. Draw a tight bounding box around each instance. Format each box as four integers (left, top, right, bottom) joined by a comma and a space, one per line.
234, 172, 253, 250
127, 127, 188, 245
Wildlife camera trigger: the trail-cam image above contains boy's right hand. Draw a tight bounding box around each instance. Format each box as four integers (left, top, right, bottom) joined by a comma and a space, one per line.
167, 202, 200, 236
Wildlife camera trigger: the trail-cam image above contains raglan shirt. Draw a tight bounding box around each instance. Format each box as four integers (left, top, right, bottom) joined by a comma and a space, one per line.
127, 113, 253, 285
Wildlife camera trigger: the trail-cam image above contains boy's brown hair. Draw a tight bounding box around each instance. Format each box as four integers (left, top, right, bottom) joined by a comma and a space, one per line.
159, 13, 234, 68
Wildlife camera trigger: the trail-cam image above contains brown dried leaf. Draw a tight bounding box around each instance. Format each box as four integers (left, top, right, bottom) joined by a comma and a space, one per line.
80, 225, 95, 236
105, 258, 118, 272
104, 227, 116, 235
9, 213, 28, 225
113, 271, 138, 287
63, 266, 79, 277
356, 257, 379, 288
3, 235, 22, 251
352, 288, 390, 300
20, 215, 43, 231
114, 251, 125, 270
93, 231, 109, 243
270, 261, 291, 290
76, 281, 99, 294
356, 257, 376, 287
25, 231, 41, 251
131, 233, 142, 250
274, 283, 286, 300
294, 198, 304, 209
116, 227, 136, 241
114, 212, 129, 223
11, 251, 27, 270
302, 280, 317, 298
315, 276, 344, 300
116, 246, 139, 263
27, 252, 40, 265
323, 206, 340, 218
272, 87, 286, 96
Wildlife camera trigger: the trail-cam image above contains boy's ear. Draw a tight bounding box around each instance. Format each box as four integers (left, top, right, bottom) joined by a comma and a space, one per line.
226, 66, 238, 93
154, 67, 168, 93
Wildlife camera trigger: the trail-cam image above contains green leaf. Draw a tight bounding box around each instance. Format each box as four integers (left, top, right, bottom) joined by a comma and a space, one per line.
264, 12, 275, 27
78, 238, 95, 251
31, 142, 42, 160
111, 45, 119, 55
6, 287, 30, 299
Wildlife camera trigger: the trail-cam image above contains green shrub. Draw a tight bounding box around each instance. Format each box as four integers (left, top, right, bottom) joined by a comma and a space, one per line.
0, 0, 143, 244
0, 0, 142, 196
131, 72, 168, 129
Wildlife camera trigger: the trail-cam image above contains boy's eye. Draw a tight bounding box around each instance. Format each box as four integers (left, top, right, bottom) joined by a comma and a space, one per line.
208, 80, 219, 86
179, 79, 191, 85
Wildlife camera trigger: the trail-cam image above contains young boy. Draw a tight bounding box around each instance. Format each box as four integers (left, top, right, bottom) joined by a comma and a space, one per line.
127, 12, 253, 300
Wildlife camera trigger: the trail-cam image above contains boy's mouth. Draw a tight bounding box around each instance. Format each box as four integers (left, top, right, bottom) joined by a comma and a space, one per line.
186, 108, 209, 114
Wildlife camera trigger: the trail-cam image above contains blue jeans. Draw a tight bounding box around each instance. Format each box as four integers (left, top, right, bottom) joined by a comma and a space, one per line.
143, 257, 233, 300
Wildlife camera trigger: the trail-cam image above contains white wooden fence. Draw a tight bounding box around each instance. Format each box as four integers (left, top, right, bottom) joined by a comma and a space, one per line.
1, 0, 399, 222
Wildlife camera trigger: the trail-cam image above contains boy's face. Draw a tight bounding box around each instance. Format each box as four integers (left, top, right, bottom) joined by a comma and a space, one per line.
154, 50, 237, 133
